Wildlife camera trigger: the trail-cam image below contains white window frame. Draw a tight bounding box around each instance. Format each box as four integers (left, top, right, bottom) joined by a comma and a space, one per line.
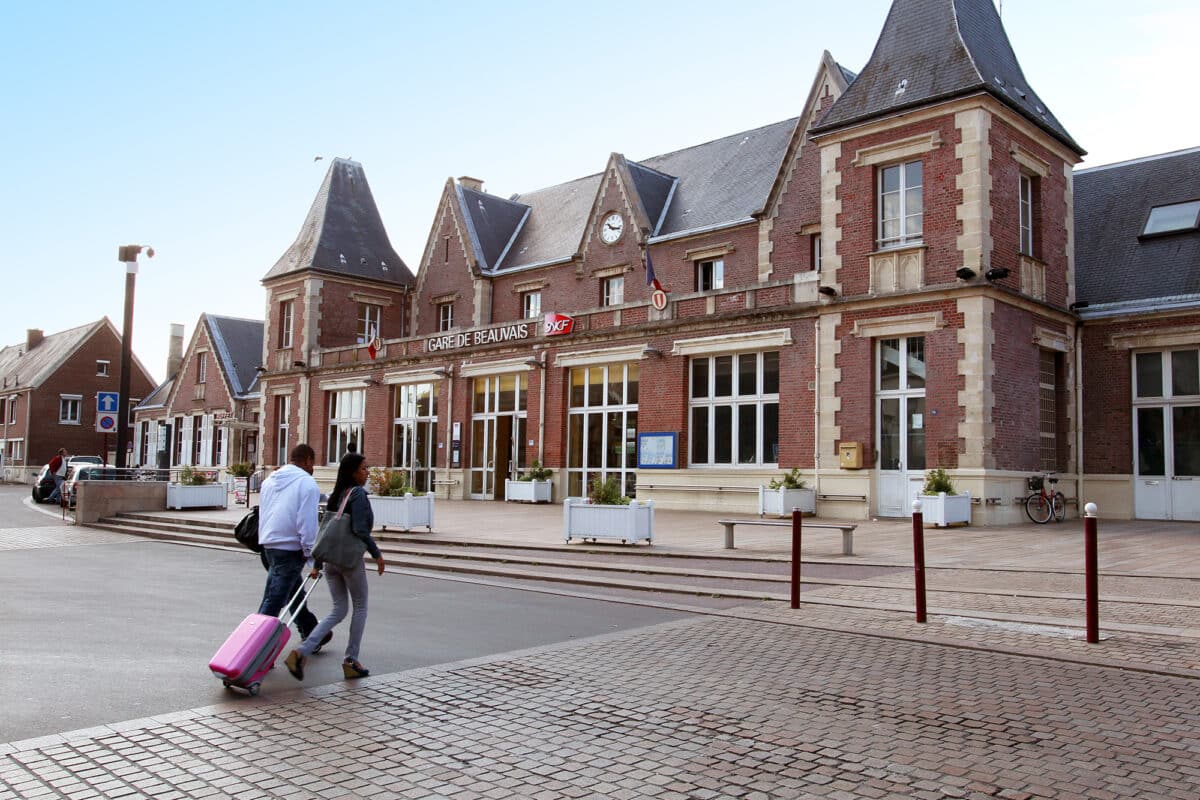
566, 363, 639, 499
601, 275, 624, 307
59, 394, 82, 425
96, 360, 110, 377
688, 351, 780, 467
812, 234, 822, 272
275, 396, 290, 466
696, 259, 724, 292
327, 389, 366, 464
279, 300, 294, 348
877, 160, 924, 248
197, 353, 207, 384
192, 416, 204, 465
392, 382, 439, 493
522, 291, 542, 320
358, 303, 382, 343
438, 302, 454, 332
1019, 173, 1035, 257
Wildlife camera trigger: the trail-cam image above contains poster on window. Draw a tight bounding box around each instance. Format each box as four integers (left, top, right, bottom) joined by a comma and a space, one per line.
637, 432, 678, 469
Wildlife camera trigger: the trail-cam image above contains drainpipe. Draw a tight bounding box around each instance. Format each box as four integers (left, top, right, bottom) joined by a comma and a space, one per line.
813, 317, 821, 499
537, 351, 547, 464
1075, 322, 1084, 511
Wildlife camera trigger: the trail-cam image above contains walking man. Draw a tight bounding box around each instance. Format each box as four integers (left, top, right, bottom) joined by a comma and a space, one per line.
257, 443, 329, 648
46, 448, 68, 503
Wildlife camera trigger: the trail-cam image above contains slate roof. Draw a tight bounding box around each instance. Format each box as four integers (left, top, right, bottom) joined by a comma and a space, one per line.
264, 158, 415, 286
457, 186, 529, 271
813, 0, 1083, 156
1075, 148, 1200, 308
135, 375, 175, 412
0, 319, 113, 392
205, 314, 264, 398
489, 118, 797, 273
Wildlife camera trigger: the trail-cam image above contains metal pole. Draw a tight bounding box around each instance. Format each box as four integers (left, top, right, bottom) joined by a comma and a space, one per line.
1084, 502, 1099, 643
116, 262, 136, 468
790, 507, 802, 609
912, 499, 927, 623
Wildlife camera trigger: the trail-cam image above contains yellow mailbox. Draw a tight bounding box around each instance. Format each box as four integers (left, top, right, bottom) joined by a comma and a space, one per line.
839, 442, 862, 469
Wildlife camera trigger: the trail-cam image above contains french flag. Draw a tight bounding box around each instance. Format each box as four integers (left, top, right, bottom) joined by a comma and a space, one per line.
645, 249, 664, 292
366, 326, 381, 360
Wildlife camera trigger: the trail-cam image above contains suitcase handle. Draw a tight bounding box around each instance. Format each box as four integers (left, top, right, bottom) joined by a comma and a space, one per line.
278, 573, 322, 627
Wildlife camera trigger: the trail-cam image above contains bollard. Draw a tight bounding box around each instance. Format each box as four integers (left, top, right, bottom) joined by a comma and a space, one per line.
790, 507, 802, 609
912, 499, 927, 623
1084, 502, 1099, 643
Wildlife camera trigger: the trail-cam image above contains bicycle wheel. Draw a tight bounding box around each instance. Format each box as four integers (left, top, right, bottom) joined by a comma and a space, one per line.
1025, 493, 1053, 524
1052, 492, 1067, 522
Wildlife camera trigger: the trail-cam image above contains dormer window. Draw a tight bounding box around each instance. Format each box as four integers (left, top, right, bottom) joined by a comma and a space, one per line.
438, 302, 454, 332
878, 160, 923, 248
1141, 200, 1200, 237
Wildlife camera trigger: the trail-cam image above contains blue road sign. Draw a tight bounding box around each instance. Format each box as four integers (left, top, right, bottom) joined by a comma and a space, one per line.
97, 392, 119, 413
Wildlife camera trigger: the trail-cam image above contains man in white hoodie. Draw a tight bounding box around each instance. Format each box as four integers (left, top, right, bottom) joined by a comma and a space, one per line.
257, 444, 321, 622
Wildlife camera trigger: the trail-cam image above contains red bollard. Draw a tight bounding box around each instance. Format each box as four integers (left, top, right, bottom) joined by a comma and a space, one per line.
790, 507, 802, 609
912, 499, 927, 623
1084, 502, 1099, 643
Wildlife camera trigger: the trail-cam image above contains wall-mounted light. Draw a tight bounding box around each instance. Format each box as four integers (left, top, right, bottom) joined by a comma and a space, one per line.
985, 267, 1010, 281
292, 360, 306, 368
817, 285, 838, 298
434, 367, 452, 379
1068, 301, 1090, 311
364, 378, 381, 387
254, 366, 267, 373
643, 347, 662, 358
955, 267, 977, 280
523, 359, 545, 369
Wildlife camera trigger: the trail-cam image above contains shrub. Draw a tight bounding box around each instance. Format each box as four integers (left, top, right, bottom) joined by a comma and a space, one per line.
178, 465, 210, 486
520, 459, 553, 481
588, 475, 631, 505
227, 462, 254, 478
368, 467, 423, 497
767, 468, 806, 490
922, 468, 956, 495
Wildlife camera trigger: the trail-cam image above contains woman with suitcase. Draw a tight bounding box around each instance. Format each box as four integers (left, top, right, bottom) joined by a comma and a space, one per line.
284, 452, 386, 681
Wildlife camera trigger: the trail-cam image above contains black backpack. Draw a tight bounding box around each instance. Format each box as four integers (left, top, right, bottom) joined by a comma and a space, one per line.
234, 506, 262, 553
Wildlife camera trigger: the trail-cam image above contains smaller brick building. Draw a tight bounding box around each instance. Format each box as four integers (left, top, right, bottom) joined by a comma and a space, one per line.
0, 319, 155, 480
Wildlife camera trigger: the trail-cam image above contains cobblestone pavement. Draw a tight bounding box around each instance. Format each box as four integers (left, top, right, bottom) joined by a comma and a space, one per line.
0, 525, 140, 551
3, 614, 1198, 800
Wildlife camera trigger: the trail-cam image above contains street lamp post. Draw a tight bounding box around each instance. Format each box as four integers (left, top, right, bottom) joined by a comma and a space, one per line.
116, 244, 152, 469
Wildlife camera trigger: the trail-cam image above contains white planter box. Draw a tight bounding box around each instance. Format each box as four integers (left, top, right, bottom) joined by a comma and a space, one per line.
920, 491, 971, 526
563, 498, 654, 545
370, 493, 435, 531
166, 483, 228, 510
505, 479, 552, 503
758, 486, 816, 517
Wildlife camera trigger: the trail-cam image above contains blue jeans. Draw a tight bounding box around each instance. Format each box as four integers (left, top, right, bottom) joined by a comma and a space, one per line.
47, 474, 64, 502
259, 548, 307, 620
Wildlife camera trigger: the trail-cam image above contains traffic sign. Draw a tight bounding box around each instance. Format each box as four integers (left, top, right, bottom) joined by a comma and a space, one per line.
97, 392, 119, 413
96, 413, 118, 433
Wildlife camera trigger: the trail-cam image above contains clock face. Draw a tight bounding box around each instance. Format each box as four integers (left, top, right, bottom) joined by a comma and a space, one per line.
600, 212, 624, 244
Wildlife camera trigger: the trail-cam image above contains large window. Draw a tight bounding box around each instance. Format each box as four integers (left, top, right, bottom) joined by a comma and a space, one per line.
327, 389, 365, 463
358, 303, 381, 343
696, 259, 724, 291
192, 416, 204, 465
567, 363, 639, 497
275, 396, 290, 466
173, 416, 185, 466
1019, 174, 1037, 257
139, 421, 151, 467
601, 275, 624, 307
878, 160, 923, 247
278, 300, 294, 348
1038, 349, 1061, 471
689, 352, 779, 466
521, 291, 542, 319
392, 383, 438, 493
59, 395, 81, 425
438, 302, 454, 332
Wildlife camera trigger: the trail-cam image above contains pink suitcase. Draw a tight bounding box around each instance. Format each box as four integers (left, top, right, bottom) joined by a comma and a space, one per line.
209, 574, 320, 696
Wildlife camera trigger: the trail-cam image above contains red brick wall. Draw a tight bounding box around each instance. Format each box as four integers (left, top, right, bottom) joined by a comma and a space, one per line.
313, 279, 409, 350
416, 205, 476, 337
769, 91, 837, 276
264, 277, 305, 359
168, 321, 233, 420
989, 304, 1055, 471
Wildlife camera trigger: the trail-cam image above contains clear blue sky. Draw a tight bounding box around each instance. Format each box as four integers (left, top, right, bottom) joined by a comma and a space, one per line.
2, 0, 1196, 384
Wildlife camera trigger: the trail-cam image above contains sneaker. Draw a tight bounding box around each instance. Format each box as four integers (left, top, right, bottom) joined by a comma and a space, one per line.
312, 631, 333, 654
284, 650, 305, 681
342, 658, 370, 679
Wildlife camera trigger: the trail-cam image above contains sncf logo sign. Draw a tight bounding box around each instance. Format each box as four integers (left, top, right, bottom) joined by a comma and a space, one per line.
543, 312, 575, 337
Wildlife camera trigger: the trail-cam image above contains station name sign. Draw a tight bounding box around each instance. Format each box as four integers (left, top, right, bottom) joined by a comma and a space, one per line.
425, 322, 532, 353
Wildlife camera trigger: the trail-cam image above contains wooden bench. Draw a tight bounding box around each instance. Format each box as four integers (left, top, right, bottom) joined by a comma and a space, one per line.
717, 518, 859, 555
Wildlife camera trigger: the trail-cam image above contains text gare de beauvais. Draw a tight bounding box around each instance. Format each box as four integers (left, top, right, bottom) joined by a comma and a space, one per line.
425, 322, 532, 353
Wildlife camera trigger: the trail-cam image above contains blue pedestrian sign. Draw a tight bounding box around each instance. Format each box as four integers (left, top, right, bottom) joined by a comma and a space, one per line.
97, 392, 119, 413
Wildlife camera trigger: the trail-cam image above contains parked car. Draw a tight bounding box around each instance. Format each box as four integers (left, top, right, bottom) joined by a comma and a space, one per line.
63, 464, 121, 509
31, 456, 103, 503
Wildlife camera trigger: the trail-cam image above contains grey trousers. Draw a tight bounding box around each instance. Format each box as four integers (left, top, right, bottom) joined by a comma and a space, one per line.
297, 559, 369, 661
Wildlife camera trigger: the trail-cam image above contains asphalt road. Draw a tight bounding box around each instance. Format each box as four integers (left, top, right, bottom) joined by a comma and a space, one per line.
0, 487, 686, 742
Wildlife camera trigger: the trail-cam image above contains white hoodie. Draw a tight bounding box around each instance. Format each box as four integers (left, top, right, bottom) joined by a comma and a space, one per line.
257, 464, 320, 555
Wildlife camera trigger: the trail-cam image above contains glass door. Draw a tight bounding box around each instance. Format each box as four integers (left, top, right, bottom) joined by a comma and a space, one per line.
469, 373, 527, 500
876, 337, 927, 516
1133, 350, 1200, 521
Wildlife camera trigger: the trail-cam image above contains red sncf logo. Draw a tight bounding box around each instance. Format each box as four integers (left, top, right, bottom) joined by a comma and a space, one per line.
543, 312, 575, 336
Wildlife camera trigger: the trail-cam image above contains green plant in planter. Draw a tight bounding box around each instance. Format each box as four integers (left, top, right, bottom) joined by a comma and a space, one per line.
178, 465, 210, 486
368, 467, 424, 497
227, 462, 254, 478
588, 475, 631, 505
767, 467, 806, 490
921, 468, 956, 495
520, 460, 553, 481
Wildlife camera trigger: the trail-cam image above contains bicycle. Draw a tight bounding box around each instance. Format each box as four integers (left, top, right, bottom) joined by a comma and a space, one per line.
1024, 472, 1066, 524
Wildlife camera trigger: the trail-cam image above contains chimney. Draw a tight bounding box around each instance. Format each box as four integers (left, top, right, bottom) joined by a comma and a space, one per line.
25, 329, 44, 350
458, 176, 484, 193
166, 323, 185, 378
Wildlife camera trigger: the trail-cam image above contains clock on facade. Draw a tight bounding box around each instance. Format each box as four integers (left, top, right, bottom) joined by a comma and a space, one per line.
600, 212, 624, 244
